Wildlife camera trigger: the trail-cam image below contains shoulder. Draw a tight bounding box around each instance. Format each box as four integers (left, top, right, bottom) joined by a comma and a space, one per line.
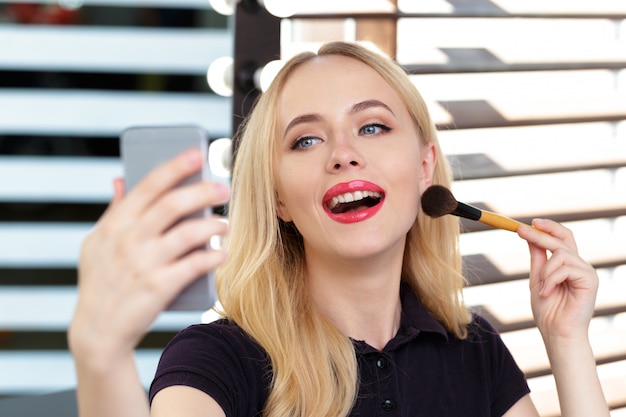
466, 312, 500, 339
156, 318, 269, 375
455, 312, 511, 355
155, 319, 269, 371
448, 313, 531, 415
166, 318, 266, 354
149, 319, 271, 416
432, 312, 525, 387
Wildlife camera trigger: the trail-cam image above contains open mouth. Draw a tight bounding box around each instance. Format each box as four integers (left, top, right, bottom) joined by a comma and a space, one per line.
326, 190, 384, 214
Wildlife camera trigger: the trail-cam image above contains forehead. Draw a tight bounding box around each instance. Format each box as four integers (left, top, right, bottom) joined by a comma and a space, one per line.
278, 55, 403, 121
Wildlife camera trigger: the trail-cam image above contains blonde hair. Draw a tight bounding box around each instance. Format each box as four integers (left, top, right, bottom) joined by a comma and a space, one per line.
216, 41, 470, 417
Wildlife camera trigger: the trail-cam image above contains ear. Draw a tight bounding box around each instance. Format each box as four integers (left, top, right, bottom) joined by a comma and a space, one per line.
419, 142, 437, 191
276, 195, 292, 222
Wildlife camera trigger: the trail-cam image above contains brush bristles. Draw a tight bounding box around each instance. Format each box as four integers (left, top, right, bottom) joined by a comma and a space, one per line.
421, 185, 458, 218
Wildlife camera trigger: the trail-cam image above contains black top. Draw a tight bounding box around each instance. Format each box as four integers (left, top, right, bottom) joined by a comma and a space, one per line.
150, 285, 530, 416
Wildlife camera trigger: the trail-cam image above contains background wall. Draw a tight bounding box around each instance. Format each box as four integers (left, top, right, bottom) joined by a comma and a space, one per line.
0, 1, 625, 416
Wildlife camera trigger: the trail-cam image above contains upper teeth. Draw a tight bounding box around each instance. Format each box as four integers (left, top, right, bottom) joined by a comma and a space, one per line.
328, 190, 382, 209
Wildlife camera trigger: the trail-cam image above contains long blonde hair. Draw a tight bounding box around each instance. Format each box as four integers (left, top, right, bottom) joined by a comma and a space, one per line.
216, 41, 470, 417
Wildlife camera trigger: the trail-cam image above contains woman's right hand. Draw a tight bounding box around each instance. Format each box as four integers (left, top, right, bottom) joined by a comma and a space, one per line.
68, 149, 229, 366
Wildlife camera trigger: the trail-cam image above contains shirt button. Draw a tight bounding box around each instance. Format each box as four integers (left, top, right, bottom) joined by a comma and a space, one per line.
376, 357, 388, 369
381, 399, 395, 411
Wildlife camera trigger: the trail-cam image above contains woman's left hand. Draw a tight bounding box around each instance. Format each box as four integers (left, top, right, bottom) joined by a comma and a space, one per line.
517, 218, 599, 343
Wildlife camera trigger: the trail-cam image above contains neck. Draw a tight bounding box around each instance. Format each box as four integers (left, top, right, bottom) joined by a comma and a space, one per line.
304, 247, 404, 351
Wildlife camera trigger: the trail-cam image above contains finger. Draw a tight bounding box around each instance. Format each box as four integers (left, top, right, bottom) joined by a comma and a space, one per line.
154, 248, 228, 306
517, 223, 572, 266
531, 218, 578, 252
97, 178, 127, 222
135, 181, 229, 238
540, 248, 598, 295
147, 216, 229, 266
83, 178, 129, 254
540, 247, 589, 286
112, 177, 126, 202
527, 240, 548, 294
540, 262, 596, 298
124, 149, 205, 216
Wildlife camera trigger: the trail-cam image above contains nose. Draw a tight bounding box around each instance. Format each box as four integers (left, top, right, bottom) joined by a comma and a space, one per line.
326, 136, 365, 172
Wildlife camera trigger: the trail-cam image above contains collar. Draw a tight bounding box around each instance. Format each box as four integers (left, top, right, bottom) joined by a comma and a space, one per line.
398, 282, 449, 340
353, 282, 449, 354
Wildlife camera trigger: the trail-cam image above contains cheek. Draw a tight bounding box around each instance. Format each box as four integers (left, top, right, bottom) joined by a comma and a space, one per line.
275, 163, 291, 221
404, 173, 423, 210
275, 162, 311, 222
393, 154, 424, 207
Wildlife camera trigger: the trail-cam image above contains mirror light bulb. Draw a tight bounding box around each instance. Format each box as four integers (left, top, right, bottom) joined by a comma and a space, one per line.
208, 138, 232, 182
208, 0, 236, 16
256, 60, 284, 92
258, 0, 296, 17
207, 56, 234, 97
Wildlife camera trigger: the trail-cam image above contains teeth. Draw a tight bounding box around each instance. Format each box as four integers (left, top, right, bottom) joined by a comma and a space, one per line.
329, 190, 382, 209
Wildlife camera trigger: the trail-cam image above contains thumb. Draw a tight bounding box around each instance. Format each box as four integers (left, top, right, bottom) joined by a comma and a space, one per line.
528, 241, 547, 294
519, 222, 549, 296
112, 177, 126, 203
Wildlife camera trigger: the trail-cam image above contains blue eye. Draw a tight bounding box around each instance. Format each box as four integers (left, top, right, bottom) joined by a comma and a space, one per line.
360, 123, 391, 135
291, 136, 321, 150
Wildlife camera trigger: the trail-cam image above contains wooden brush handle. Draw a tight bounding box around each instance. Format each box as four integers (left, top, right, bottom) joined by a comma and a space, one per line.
478, 210, 523, 232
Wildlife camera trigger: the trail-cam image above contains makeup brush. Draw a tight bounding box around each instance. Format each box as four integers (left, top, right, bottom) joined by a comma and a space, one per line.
421, 185, 523, 232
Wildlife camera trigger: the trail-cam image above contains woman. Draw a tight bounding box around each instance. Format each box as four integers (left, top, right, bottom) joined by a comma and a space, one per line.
69, 42, 609, 417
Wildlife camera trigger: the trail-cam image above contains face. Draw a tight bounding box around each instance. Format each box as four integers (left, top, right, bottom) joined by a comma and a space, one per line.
275, 55, 435, 264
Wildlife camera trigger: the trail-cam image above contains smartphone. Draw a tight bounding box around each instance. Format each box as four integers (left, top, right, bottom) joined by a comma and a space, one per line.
120, 125, 218, 311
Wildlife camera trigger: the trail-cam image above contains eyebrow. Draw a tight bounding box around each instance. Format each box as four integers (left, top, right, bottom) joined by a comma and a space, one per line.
283, 99, 395, 139
283, 114, 322, 139
350, 99, 395, 117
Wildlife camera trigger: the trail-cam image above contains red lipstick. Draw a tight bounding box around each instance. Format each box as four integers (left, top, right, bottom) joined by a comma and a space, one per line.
323, 180, 385, 224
